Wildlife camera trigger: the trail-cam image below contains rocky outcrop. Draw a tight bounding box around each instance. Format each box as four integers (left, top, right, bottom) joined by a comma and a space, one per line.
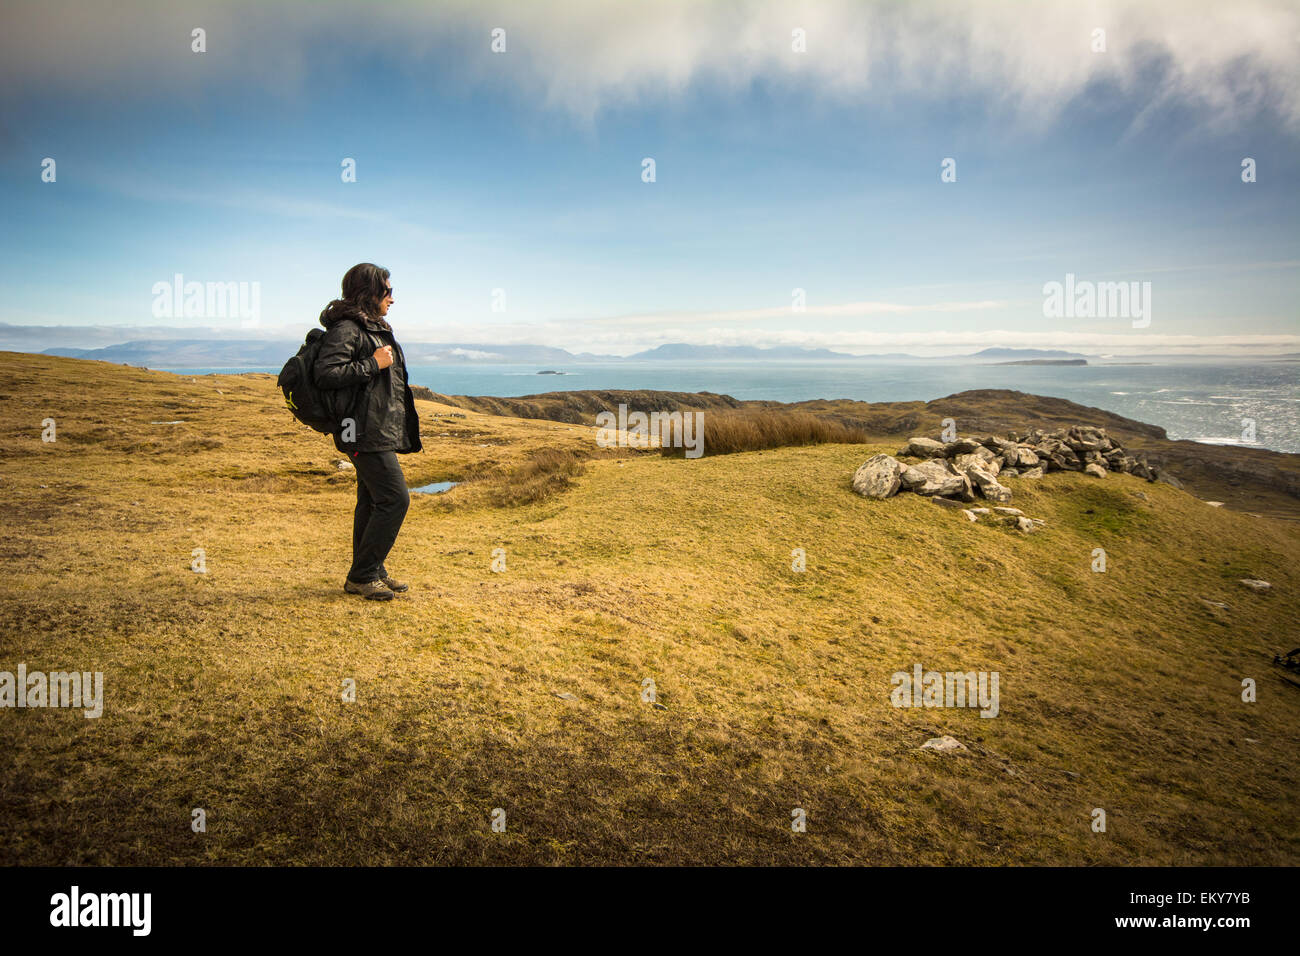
920, 735, 967, 753
899, 437, 947, 459
901, 459, 970, 497
851, 425, 1182, 526
851, 454, 904, 499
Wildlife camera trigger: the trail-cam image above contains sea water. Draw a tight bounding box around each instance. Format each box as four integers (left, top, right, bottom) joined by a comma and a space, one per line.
160, 361, 1300, 454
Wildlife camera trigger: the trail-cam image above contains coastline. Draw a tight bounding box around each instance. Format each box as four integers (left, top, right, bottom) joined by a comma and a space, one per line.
140, 359, 1299, 456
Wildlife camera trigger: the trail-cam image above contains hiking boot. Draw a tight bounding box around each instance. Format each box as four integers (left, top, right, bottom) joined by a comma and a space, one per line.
345, 578, 394, 601
380, 575, 408, 592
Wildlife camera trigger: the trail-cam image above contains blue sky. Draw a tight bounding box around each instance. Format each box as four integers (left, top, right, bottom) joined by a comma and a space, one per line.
2, 0, 1298, 356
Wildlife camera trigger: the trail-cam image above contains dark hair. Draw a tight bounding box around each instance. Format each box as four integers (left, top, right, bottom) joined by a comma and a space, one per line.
333, 262, 391, 320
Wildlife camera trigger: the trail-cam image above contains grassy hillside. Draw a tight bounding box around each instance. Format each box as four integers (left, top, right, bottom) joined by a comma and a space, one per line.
435, 387, 1300, 519
1, 352, 1297, 865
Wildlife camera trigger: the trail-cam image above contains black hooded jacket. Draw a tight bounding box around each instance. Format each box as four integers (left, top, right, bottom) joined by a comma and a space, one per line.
314, 302, 422, 455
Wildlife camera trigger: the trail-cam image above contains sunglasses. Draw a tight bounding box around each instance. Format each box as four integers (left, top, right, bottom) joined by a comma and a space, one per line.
381, 286, 393, 298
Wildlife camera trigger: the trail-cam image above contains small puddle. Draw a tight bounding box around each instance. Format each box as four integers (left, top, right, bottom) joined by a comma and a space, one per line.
410, 481, 459, 495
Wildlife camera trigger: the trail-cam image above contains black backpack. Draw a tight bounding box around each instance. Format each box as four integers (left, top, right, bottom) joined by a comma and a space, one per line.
277, 328, 340, 434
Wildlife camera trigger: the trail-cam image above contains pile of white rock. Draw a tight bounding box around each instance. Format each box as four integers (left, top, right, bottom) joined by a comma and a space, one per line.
851, 425, 1175, 530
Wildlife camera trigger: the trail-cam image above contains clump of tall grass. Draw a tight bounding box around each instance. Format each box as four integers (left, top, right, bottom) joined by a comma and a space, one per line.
485, 446, 591, 506
660, 410, 869, 457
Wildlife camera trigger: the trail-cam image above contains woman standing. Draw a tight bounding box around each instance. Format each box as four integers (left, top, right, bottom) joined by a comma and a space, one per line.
314, 263, 422, 600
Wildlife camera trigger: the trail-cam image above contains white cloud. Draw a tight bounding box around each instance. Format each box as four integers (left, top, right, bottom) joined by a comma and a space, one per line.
579, 299, 1007, 328
4, 1, 1298, 132
445, 347, 505, 360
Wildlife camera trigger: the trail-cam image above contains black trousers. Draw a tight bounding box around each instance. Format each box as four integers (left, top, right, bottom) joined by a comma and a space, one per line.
348, 450, 410, 583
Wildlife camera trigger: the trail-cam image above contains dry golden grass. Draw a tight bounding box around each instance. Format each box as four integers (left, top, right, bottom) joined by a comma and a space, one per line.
659, 409, 868, 457
1, 352, 1298, 865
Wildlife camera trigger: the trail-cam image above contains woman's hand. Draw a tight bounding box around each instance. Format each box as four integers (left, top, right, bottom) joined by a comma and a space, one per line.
373, 346, 394, 370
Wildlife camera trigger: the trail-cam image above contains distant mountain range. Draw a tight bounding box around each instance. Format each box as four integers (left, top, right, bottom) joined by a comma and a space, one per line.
35, 340, 1096, 367
39, 340, 610, 367
43, 339, 296, 367
0, 321, 1287, 366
